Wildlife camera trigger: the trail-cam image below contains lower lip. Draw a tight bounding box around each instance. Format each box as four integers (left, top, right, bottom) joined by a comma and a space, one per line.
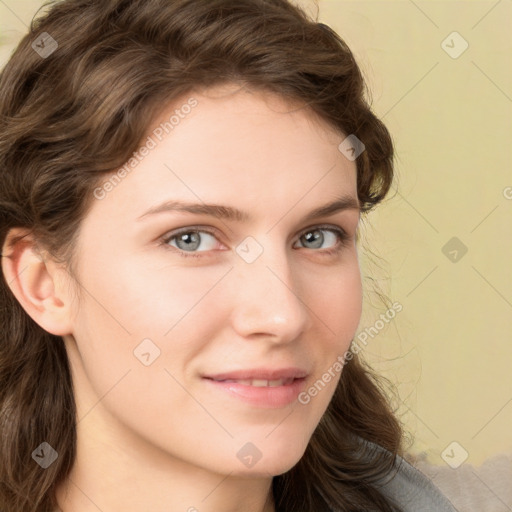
203, 377, 307, 408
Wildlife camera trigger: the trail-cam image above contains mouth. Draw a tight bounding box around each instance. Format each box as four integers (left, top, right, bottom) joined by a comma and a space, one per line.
202, 368, 308, 408
206, 377, 297, 387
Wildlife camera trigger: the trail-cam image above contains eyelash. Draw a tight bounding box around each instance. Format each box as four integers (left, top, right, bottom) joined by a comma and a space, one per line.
158, 224, 351, 259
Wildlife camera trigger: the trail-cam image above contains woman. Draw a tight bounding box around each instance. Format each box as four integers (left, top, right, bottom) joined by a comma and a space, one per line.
0, 0, 457, 511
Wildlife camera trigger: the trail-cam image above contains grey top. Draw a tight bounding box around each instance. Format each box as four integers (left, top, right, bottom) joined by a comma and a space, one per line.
378, 454, 458, 511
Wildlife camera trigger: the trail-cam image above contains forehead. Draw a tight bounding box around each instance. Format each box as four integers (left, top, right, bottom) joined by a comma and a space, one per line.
90, 83, 358, 224
151, 82, 346, 149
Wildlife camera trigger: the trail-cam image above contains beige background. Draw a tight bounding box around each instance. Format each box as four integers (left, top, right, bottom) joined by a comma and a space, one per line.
1, 0, 511, 470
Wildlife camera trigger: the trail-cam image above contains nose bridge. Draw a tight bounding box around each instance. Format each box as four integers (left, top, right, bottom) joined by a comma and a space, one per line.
229, 241, 309, 341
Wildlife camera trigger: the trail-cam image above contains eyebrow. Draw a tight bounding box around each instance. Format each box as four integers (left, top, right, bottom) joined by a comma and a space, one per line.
136, 194, 360, 223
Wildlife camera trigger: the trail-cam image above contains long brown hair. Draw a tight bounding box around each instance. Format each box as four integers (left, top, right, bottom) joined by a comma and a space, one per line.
0, 1, 406, 510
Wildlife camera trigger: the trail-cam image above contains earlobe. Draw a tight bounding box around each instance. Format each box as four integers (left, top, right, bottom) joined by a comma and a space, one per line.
1, 228, 74, 336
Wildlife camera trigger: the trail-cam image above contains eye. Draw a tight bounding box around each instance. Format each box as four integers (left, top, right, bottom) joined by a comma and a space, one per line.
294, 226, 349, 254
161, 228, 221, 257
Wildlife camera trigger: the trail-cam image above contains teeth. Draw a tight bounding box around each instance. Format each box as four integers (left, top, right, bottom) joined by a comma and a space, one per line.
216, 378, 294, 387
252, 379, 269, 387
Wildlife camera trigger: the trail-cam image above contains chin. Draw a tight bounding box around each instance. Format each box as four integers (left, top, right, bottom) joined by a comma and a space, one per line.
231, 457, 302, 478
233, 440, 308, 478
264, 456, 304, 477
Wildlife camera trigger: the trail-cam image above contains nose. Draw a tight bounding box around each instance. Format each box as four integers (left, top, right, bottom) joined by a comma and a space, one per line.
228, 247, 311, 344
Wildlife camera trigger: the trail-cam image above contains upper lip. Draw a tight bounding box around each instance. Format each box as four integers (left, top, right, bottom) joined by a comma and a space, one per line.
204, 367, 308, 381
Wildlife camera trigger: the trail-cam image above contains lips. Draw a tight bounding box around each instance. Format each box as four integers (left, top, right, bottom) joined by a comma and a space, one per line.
202, 367, 309, 408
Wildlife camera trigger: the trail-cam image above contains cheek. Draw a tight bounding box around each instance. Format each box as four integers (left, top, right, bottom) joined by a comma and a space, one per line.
309, 258, 363, 345
301, 259, 362, 403
69, 252, 234, 418
68, 256, 225, 448
74, 251, 225, 339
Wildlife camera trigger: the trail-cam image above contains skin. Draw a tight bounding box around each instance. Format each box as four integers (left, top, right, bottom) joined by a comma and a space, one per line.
2, 83, 362, 512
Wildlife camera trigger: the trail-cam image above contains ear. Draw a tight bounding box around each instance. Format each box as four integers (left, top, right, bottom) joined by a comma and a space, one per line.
1, 227, 74, 336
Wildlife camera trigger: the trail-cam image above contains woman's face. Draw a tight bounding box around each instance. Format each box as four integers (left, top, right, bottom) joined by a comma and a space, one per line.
64, 83, 362, 477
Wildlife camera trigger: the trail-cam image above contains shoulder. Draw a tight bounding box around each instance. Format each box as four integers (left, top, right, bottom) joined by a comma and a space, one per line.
413, 450, 512, 511
376, 453, 458, 512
